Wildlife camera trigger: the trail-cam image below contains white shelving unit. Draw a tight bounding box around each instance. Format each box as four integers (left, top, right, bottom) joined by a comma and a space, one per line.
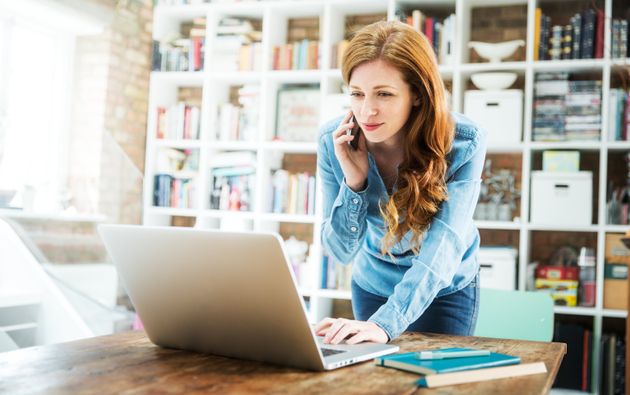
146, 1, 629, 391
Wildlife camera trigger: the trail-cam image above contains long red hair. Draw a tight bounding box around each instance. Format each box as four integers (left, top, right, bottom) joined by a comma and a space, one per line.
341, 20, 454, 256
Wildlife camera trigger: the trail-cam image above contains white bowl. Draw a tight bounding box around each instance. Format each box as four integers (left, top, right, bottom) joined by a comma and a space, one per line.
470, 72, 517, 90
468, 40, 525, 63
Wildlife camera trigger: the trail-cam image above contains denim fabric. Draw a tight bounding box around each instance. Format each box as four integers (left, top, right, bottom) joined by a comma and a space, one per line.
351, 272, 480, 337
317, 112, 487, 340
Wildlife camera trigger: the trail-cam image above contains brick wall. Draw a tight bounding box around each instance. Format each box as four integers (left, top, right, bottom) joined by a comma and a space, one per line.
470, 5, 527, 63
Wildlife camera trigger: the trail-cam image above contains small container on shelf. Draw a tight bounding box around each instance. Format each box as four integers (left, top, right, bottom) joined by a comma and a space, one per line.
577, 247, 596, 307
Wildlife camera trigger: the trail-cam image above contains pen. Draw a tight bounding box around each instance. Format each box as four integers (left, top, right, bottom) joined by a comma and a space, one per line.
415, 349, 491, 360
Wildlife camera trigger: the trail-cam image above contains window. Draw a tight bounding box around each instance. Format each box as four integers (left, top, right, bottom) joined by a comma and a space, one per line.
0, 13, 75, 212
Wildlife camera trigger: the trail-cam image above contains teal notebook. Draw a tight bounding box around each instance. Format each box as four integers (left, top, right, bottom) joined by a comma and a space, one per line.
374, 348, 521, 375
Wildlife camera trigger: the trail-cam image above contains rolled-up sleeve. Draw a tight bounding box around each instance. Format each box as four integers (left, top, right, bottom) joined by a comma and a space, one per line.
317, 131, 369, 265
368, 127, 487, 340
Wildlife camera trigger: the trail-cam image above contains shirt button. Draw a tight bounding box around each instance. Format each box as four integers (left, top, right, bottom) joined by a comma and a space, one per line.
350, 226, 358, 232
352, 198, 359, 204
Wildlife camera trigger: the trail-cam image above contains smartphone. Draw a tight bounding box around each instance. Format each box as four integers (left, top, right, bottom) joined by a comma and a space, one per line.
347, 115, 362, 150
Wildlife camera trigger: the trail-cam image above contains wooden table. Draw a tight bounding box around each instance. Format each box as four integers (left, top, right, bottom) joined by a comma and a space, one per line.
0, 331, 565, 394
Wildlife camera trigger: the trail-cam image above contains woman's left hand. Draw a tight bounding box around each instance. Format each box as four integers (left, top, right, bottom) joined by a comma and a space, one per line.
314, 317, 389, 345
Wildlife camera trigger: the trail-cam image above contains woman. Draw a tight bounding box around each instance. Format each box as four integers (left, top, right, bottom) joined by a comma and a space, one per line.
315, 20, 487, 345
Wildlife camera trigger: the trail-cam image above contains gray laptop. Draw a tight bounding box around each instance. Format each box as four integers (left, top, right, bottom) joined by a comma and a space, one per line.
98, 224, 398, 370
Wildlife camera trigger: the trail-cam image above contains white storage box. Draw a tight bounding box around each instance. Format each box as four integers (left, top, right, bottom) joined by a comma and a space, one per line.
530, 171, 592, 226
463, 89, 523, 147
478, 247, 517, 291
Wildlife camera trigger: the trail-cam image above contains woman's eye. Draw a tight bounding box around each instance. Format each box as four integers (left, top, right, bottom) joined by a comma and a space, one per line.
378, 92, 393, 97
350, 92, 363, 97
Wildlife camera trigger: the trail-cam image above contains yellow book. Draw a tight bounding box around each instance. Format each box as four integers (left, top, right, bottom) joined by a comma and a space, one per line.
534, 7, 542, 60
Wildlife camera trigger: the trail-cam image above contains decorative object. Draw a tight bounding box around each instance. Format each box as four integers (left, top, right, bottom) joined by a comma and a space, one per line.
468, 39, 525, 63
275, 85, 320, 142
470, 72, 518, 90
0, 190, 16, 207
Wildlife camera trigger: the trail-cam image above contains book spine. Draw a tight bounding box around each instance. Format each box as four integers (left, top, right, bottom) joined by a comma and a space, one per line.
561, 24, 572, 60
572, 13, 581, 59
595, 9, 604, 59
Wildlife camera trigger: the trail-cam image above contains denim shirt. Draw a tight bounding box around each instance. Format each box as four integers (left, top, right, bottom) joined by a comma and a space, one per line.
317, 112, 487, 340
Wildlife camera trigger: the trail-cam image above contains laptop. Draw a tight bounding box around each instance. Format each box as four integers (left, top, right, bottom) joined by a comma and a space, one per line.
98, 224, 399, 370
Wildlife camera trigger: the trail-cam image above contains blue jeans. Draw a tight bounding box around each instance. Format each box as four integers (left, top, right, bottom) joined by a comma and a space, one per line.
351, 274, 480, 337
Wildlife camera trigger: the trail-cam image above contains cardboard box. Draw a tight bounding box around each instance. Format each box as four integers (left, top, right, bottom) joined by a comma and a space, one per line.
603, 279, 628, 310
605, 234, 630, 265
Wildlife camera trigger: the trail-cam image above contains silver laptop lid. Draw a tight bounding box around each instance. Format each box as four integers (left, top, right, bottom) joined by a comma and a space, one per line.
99, 224, 326, 370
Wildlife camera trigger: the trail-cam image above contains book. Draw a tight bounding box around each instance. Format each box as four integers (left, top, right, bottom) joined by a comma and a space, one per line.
374, 348, 520, 375
415, 362, 547, 388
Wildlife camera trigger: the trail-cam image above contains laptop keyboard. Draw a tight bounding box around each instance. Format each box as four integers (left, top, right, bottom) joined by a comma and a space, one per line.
321, 348, 346, 357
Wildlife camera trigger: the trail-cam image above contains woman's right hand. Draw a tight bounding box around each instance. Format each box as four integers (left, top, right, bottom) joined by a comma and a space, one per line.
332, 111, 369, 192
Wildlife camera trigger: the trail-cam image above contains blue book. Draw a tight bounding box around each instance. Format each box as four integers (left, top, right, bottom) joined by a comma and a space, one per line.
374, 348, 521, 375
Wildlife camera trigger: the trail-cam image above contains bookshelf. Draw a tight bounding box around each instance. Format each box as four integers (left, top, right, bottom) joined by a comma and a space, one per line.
146, 0, 630, 392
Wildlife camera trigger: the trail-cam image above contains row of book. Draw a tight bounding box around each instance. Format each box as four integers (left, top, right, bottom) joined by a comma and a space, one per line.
208, 151, 256, 211
320, 253, 352, 291
152, 18, 206, 72
611, 19, 629, 59
397, 10, 456, 66
152, 38, 205, 72
535, 8, 603, 61
156, 102, 201, 140
533, 72, 601, 141
269, 169, 316, 216
153, 174, 196, 208
271, 40, 320, 70
216, 85, 260, 142
600, 332, 626, 394
209, 171, 254, 211
608, 89, 630, 141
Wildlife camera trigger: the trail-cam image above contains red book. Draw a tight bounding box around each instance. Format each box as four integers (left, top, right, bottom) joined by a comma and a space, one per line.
193, 38, 202, 70
595, 9, 604, 58
156, 107, 166, 139
581, 329, 590, 391
272, 46, 279, 70
183, 106, 191, 139
424, 17, 434, 45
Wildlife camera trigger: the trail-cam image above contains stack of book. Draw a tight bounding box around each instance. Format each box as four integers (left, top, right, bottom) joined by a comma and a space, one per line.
213, 17, 263, 72
320, 252, 352, 291
395, 9, 456, 66
535, 8, 603, 61
216, 84, 260, 142
375, 348, 547, 388
152, 18, 206, 72
269, 169, 316, 216
208, 151, 256, 211
612, 18, 629, 59
607, 88, 630, 141
533, 72, 601, 141
156, 102, 201, 140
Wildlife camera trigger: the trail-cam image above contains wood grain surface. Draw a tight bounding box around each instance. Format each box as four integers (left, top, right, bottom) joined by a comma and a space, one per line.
0, 330, 566, 395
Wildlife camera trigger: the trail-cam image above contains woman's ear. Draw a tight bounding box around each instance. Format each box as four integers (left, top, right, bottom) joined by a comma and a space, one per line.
413, 94, 420, 107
